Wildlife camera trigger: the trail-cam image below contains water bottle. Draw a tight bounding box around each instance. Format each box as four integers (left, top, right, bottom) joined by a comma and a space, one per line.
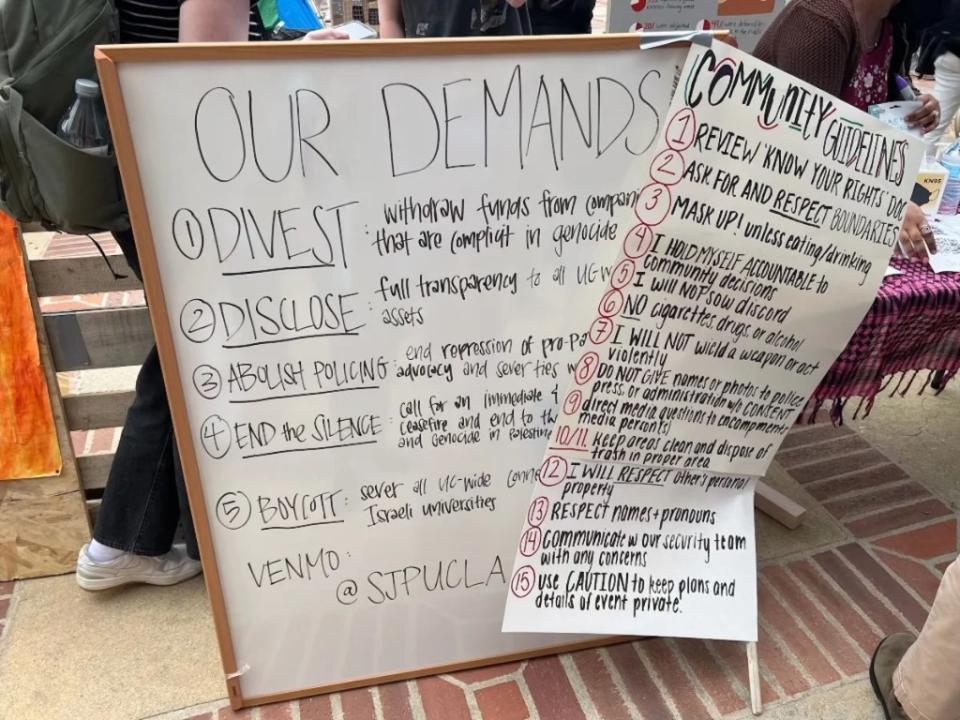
57, 79, 110, 152
939, 140, 960, 215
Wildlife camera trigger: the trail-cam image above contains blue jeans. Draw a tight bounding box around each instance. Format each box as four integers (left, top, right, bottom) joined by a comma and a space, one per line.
92, 230, 199, 560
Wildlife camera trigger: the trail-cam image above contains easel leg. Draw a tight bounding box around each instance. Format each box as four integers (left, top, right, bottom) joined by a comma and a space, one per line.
747, 641, 762, 715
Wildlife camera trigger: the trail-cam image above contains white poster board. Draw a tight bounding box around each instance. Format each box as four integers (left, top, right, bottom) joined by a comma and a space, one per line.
503, 42, 923, 640
97, 38, 689, 706
607, 0, 786, 52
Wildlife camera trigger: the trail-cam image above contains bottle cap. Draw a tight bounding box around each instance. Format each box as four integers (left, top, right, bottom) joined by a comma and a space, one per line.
75, 79, 101, 98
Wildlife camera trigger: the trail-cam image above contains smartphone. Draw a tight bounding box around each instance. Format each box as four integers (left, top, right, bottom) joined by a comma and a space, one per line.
335, 20, 378, 39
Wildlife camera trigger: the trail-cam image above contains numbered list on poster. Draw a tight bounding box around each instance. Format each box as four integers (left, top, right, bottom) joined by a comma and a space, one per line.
503, 43, 923, 640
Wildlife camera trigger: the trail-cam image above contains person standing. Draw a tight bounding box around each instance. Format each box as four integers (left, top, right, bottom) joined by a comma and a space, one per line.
753, 0, 941, 261
76, 0, 345, 591
75, 0, 260, 592
379, 0, 529, 38
925, 1, 960, 143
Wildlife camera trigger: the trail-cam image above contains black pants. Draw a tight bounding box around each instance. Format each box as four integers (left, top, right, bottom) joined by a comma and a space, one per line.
92, 230, 199, 560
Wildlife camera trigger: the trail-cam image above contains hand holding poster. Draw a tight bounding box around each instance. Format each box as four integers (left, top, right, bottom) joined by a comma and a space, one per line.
503, 42, 924, 641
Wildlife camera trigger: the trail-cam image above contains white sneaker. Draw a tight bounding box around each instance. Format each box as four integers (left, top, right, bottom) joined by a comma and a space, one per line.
76, 543, 202, 591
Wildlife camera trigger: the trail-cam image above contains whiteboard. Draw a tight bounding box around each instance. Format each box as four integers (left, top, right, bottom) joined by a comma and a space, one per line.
98, 38, 687, 705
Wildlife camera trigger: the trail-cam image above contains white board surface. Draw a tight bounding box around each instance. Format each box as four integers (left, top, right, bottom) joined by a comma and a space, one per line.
111, 42, 686, 701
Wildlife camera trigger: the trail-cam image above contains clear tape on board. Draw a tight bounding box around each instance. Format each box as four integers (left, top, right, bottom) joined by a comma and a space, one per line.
639, 30, 717, 50
226, 664, 250, 680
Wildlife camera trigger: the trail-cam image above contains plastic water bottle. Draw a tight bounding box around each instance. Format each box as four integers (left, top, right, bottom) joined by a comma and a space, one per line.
939, 140, 960, 215
57, 79, 110, 152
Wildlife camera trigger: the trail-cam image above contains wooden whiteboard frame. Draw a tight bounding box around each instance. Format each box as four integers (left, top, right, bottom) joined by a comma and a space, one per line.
95, 34, 694, 709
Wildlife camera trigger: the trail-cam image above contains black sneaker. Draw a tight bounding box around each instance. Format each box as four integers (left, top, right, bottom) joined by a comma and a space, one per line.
869, 634, 915, 720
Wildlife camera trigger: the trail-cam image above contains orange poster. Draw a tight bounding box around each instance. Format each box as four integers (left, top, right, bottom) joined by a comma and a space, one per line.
0, 214, 61, 479
717, 0, 774, 15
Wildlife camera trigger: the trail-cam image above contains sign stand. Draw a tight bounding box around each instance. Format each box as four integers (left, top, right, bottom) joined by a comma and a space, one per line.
747, 641, 762, 714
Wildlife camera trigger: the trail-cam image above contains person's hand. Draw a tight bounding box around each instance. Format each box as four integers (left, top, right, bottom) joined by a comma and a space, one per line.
301, 28, 351, 40
898, 201, 937, 260
907, 94, 941, 133
506, 0, 526, 6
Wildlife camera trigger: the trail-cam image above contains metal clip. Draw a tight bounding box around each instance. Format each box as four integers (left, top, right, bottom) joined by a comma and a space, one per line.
639, 29, 717, 50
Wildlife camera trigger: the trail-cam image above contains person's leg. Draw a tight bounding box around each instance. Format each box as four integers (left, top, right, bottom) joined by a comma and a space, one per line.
173, 452, 200, 561
92, 345, 181, 556
928, 52, 960, 145
76, 230, 200, 589
895, 557, 960, 719
870, 557, 960, 719
92, 230, 180, 555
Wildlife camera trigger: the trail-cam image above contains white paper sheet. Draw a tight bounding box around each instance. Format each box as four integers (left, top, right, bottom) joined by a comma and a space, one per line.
929, 214, 960, 273
503, 42, 924, 642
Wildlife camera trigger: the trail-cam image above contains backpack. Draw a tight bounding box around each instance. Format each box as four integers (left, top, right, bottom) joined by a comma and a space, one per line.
0, 0, 129, 234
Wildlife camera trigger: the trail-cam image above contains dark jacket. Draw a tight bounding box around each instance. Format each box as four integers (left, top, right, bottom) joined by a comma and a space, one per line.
910, 0, 959, 74
528, 0, 596, 35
